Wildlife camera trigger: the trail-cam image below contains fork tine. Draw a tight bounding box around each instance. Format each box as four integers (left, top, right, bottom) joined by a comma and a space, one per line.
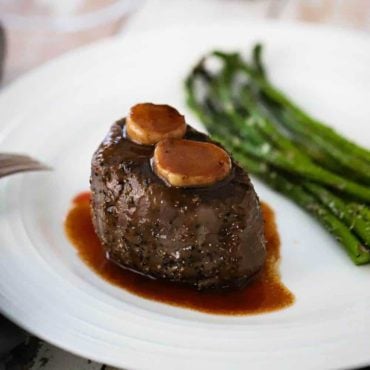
0, 165, 50, 178
0, 154, 51, 179
0, 158, 46, 167
0, 153, 39, 162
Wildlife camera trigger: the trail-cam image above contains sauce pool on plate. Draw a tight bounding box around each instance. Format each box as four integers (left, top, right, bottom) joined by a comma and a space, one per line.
65, 192, 294, 315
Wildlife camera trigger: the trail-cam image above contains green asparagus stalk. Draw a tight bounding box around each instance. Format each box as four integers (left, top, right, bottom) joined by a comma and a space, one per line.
241, 89, 346, 173
185, 60, 370, 265
252, 43, 266, 78
215, 48, 370, 183
188, 63, 370, 202
211, 135, 370, 265
243, 45, 370, 169
258, 81, 370, 166
223, 73, 370, 246
348, 203, 370, 223
305, 182, 370, 247
210, 60, 312, 163
276, 107, 370, 183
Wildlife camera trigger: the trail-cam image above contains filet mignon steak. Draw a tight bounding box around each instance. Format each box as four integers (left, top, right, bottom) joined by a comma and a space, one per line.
91, 119, 266, 290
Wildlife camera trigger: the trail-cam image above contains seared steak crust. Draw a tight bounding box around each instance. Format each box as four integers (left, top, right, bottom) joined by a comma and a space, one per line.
90, 119, 265, 290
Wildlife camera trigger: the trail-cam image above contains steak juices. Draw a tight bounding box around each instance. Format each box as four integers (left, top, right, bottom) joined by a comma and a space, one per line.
90, 103, 266, 290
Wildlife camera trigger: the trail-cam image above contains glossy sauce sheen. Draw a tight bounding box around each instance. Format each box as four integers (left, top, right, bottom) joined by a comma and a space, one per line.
65, 192, 294, 315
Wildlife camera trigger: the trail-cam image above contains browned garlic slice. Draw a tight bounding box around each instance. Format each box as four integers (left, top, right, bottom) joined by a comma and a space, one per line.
126, 103, 186, 145
153, 138, 232, 187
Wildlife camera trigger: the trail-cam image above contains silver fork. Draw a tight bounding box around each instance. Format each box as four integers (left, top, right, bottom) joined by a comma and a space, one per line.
0, 153, 50, 178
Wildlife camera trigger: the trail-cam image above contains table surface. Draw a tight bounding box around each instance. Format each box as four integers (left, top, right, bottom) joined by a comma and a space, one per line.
1, 0, 369, 369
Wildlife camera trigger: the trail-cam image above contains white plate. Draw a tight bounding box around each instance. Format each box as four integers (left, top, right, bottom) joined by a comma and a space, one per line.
0, 21, 370, 370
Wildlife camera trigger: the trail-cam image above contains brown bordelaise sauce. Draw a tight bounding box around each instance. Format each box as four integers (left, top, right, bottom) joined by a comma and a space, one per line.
65, 192, 294, 315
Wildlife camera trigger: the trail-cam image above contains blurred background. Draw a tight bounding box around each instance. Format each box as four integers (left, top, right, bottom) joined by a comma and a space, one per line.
0, 0, 370, 369
1, 0, 370, 85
